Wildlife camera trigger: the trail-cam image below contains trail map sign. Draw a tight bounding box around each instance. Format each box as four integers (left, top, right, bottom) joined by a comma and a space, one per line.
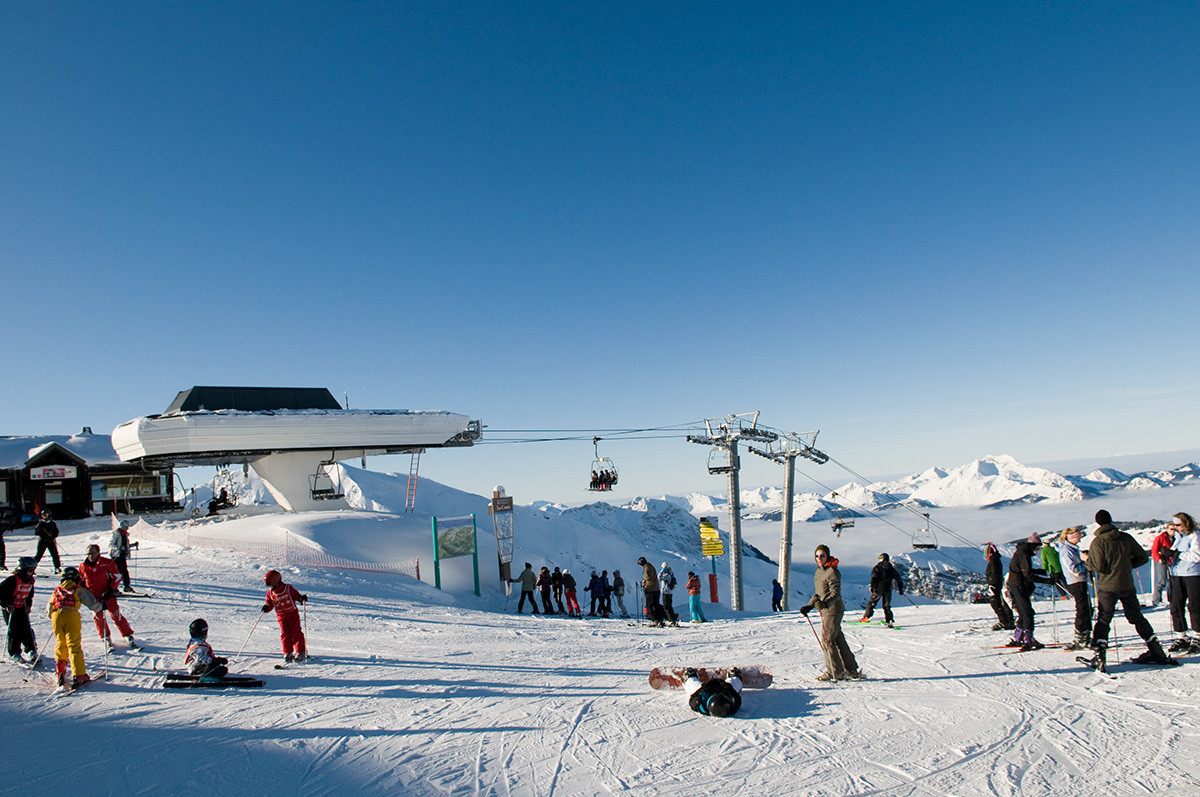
699, 517, 724, 602
431, 514, 479, 596
489, 488, 515, 595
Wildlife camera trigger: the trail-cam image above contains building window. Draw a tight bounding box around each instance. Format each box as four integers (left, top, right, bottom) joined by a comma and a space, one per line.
0, 480, 8, 504
92, 473, 170, 501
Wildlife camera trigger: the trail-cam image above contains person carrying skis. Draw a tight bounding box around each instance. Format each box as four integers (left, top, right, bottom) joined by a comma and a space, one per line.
638, 557, 664, 626
771, 579, 784, 612
185, 618, 229, 679
686, 571, 706, 623
801, 545, 862, 682
536, 566, 556, 614
562, 569, 581, 617
261, 570, 308, 663
1165, 512, 1200, 654
659, 563, 679, 626
551, 567, 566, 614
611, 570, 629, 618
1, 557, 37, 663
33, 509, 62, 574
1150, 520, 1178, 607
46, 566, 102, 688
510, 563, 539, 615
1005, 534, 1053, 651
861, 552, 904, 627
80, 544, 139, 650
1053, 526, 1093, 650
984, 543, 1015, 631
684, 667, 743, 718
108, 520, 138, 593
1083, 509, 1175, 672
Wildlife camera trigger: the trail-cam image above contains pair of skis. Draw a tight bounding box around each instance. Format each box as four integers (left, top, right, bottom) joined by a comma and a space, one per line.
163, 672, 264, 689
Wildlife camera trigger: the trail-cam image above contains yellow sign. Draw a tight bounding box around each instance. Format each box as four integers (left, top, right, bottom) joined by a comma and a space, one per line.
699, 518, 725, 557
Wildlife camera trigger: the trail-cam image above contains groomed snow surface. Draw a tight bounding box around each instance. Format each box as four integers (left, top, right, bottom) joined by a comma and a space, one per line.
3, 479, 1200, 796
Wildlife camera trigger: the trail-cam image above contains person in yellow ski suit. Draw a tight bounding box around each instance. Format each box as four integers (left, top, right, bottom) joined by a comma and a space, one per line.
46, 566, 102, 688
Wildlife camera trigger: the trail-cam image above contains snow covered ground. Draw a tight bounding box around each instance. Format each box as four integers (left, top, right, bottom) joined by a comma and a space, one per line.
2, 473, 1199, 795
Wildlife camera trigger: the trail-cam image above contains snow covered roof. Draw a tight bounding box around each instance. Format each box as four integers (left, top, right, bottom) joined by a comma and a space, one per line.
0, 433, 124, 470
165, 386, 343, 414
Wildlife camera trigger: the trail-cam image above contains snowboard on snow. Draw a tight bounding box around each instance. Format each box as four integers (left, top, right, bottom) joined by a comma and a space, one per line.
163, 672, 264, 689
648, 665, 772, 690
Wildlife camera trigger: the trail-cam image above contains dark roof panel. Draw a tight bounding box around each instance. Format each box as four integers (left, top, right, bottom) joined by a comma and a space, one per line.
165, 387, 343, 414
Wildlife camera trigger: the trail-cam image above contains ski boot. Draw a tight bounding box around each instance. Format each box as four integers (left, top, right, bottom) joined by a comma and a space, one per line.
859, 615, 871, 623
728, 667, 742, 681
72, 673, 92, 689
1020, 631, 1045, 652
815, 671, 838, 682
55, 660, 69, 687
124, 635, 140, 651
103, 635, 114, 652
1132, 637, 1179, 666
1168, 636, 1192, 654
1004, 629, 1024, 648
284, 653, 295, 664
1079, 644, 1107, 673
684, 668, 698, 680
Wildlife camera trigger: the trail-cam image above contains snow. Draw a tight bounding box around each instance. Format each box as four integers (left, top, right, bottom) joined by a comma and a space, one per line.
3, 462, 1200, 795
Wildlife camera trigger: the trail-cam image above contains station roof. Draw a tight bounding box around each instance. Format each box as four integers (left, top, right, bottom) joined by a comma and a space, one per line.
165, 386, 343, 414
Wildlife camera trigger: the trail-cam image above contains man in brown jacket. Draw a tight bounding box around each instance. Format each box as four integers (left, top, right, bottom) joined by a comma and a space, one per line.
801, 544, 862, 682
637, 557, 665, 627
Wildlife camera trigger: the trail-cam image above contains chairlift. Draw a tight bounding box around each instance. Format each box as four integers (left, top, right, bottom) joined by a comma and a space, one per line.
310, 459, 345, 501
829, 492, 855, 537
912, 513, 939, 549
706, 447, 734, 475
588, 437, 619, 491
205, 467, 238, 516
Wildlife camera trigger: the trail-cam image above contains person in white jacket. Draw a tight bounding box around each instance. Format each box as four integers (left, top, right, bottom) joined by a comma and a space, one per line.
1166, 512, 1200, 653
1053, 526, 1092, 650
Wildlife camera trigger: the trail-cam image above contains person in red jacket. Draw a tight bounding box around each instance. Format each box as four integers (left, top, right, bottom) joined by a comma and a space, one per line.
80, 544, 138, 650
1150, 523, 1177, 607
686, 571, 707, 623
261, 570, 308, 662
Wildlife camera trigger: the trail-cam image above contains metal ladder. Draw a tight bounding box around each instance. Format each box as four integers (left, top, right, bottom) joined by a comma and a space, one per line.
404, 450, 422, 512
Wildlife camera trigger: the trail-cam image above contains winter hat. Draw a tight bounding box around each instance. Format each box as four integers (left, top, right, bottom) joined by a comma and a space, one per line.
1095, 509, 1113, 526
878, 553, 890, 561
1027, 533, 1042, 546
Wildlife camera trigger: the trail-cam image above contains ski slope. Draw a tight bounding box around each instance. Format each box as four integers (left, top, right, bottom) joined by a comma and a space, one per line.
2, 486, 1200, 795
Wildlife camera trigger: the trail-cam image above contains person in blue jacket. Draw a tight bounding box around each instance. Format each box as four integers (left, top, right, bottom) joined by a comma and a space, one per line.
771, 579, 784, 612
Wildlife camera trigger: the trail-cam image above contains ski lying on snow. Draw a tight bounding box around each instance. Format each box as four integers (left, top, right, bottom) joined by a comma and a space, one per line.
163, 676, 264, 689
649, 665, 772, 690
846, 621, 899, 629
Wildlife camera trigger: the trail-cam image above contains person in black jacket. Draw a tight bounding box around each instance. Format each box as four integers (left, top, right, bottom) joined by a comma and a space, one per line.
34, 510, 62, 573
861, 553, 905, 627
1, 557, 37, 662
1006, 534, 1053, 650
985, 543, 1015, 631
685, 667, 743, 718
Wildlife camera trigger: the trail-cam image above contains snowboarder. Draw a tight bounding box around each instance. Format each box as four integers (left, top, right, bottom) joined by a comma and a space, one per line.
261, 570, 308, 662
562, 569, 581, 617
801, 545, 862, 681
79, 544, 138, 650
771, 579, 783, 612
1083, 510, 1175, 672
684, 667, 743, 717
46, 566, 102, 688
33, 510, 62, 573
612, 570, 629, 618
109, 520, 138, 593
1165, 512, 1200, 654
185, 618, 229, 679
686, 571, 706, 623
1, 557, 37, 662
551, 567, 566, 614
1005, 533, 1053, 651
659, 562, 679, 626
638, 557, 664, 626
536, 566, 556, 614
985, 543, 1015, 631
861, 552, 904, 627
510, 563, 539, 614
1053, 527, 1093, 650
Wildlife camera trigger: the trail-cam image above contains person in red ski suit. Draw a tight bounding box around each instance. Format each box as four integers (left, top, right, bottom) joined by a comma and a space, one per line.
80, 544, 138, 649
261, 570, 307, 662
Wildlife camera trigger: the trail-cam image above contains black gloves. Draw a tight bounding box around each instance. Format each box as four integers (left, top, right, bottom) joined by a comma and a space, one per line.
800, 604, 812, 615
299, 594, 308, 603
261, 604, 271, 613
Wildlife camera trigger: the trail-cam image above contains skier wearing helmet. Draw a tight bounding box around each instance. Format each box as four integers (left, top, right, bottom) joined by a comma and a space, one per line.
46, 566, 102, 688
260, 570, 308, 663
1, 557, 38, 662
185, 618, 229, 679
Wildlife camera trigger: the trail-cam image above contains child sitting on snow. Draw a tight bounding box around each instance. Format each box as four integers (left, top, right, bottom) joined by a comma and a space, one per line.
185, 618, 229, 679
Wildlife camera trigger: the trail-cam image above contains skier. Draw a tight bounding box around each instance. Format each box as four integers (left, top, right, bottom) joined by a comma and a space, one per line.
801, 545, 862, 682
261, 570, 308, 663
510, 563, 539, 614
686, 571, 707, 623
985, 543, 1015, 631
1165, 512, 1200, 654
599, 569, 612, 616
108, 520, 138, 593
1, 557, 37, 662
1082, 510, 1175, 672
1053, 526, 1094, 650
638, 557, 664, 627
1150, 521, 1178, 607
659, 562, 679, 626
33, 509, 62, 573
585, 571, 603, 616
551, 567, 566, 614
185, 618, 229, 679
861, 552, 904, 627
611, 570, 629, 618
684, 667, 743, 718
562, 569, 581, 617
536, 566, 556, 614
1039, 539, 1069, 597
1005, 533, 1053, 651
46, 566, 102, 688
771, 579, 783, 612
79, 544, 138, 650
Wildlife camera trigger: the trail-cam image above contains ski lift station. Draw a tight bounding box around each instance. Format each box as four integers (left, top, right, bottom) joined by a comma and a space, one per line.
111, 386, 482, 512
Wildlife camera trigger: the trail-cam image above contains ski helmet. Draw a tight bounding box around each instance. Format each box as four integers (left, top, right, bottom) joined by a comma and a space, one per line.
61, 566, 81, 584
189, 618, 209, 639
264, 569, 281, 585
706, 692, 735, 718
17, 556, 36, 573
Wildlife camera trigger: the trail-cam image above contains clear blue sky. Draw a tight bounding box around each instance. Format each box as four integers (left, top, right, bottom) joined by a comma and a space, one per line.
3, 2, 1197, 503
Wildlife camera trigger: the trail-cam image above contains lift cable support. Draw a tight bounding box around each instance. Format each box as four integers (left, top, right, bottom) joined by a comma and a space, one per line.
686, 412, 780, 612
746, 431, 828, 611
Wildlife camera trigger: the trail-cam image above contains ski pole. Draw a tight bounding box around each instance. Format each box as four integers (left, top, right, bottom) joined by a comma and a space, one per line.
1051, 589, 1058, 644
804, 612, 826, 650
234, 610, 265, 663
23, 635, 54, 682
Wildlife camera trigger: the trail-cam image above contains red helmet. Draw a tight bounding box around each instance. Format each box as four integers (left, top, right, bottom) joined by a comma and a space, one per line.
264, 569, 282, 586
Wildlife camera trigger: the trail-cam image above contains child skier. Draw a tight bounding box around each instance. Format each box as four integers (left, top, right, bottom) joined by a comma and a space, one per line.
1, 557, 37, 663
185, 618, 229, 679
80, 544, 139, 650
46, 566, 102, 688
261, 570, 308, 663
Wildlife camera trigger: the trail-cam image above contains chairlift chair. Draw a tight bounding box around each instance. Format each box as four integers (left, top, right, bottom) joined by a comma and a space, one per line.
310, 460, 345, 501
829, 492, 855, 537
912, 512, 939, 549
587, 437, 619, 491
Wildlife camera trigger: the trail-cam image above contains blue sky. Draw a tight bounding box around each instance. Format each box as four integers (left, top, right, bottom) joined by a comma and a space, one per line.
3, 2, 1197, 503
